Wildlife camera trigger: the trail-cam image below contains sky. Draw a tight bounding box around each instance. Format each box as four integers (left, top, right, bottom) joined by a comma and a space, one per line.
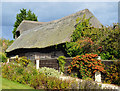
0, 1, 119, 40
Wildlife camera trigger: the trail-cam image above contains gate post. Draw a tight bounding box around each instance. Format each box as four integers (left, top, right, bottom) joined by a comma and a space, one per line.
95, 56, 101, 82
36, 60, 39, 69
7, 58, 9, 63
35, 55, 40, 69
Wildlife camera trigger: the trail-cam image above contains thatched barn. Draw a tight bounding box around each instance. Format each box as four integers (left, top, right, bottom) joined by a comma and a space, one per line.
6, 9, 102, 61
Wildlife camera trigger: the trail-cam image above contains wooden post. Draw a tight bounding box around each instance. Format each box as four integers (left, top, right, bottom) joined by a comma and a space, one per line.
95, 56, 101, 82
35, 55, 39, 69
95, 71, 101, 82
7, 58, 9, 63
36, 60, 39, 69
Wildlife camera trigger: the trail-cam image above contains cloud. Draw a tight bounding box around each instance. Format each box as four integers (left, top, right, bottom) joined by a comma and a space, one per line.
1, 2, 118, 40
1, 0, 120, 2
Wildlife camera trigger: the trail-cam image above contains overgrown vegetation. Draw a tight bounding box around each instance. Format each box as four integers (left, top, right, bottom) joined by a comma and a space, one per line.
65, 14, 120, 60
1, 61, 102, 89
0, 38, 14, 62
0, 38, 14, 53
39, 67, 63, 78
105, 61, 120, 86
67, 53, 106, 79
57, 56, 66, 73
15, 56, 30, 67
0, 52, 7, 62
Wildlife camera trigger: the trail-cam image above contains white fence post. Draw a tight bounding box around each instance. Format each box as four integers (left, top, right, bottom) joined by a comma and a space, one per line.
7, 58, 9, 63
95, 56, 101, 82
36, 60, 39, 69
95, 71, 101, 82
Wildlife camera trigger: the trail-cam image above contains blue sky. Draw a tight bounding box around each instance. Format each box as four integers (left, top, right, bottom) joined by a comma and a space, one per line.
1, 2, 118, 40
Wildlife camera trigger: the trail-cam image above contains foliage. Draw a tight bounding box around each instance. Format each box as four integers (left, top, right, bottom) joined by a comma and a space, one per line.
1, 61, 103, 89
30, 74, 71, 89
65, 14, 93, 57
12, 8, 38, 38
67, 53, 106, 79
98, 24, 120, 59
0, 38, 14, 53
65, 14, 120, 60
15, 56, 30, 67
79, 78, 101, 89
57, 56, 66, 73
66, 37, 94, 57
105, 61, 120, 86
2, 62, 38, 85
1, 62, 71, 89
0, 52, 7, 62
39, 67, 63, 78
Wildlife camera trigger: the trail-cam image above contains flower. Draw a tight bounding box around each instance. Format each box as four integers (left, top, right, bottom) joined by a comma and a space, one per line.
8, 66, 10, 68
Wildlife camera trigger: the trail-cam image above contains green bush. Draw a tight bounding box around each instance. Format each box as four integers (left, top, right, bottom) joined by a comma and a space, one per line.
0, 52, 7, 62
39, 67, 63, 78
2, 62, 72, 89
1, 60, 103, 89
79, 78, 101, 89
105, 61, 120, 86
15, 56, 30, 67
57, 56, 66, 73
65, 14, 120, 60
2, 62, 37, 85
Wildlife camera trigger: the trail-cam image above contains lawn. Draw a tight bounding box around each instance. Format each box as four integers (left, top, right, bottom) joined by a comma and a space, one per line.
0, 77, 34, 90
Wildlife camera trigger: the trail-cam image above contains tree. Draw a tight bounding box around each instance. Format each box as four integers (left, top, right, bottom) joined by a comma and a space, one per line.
65, 14, 120, 60
65, 14, 95, 57
0, 38, 14, 53
12, 8, 38, 38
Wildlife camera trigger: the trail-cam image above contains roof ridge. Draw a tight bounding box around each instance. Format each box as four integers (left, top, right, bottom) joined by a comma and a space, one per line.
22, 20, 45, 24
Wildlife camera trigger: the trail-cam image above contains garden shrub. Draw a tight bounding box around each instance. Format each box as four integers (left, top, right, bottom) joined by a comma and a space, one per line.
0, 52, 7, 62
67, 53, 106, 79
2, 62, 37, 85
1, 61, 105, 89
57, 56, 66, 73
15, 56, 30, 67
79, 78, 101, 89
30, 73, 71, 89
105, 61, 120, 86
39, 67, 63, 78
65, 14, 120, 60
2, 62, 72, 89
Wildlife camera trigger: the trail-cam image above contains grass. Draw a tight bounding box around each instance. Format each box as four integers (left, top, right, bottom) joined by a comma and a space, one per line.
0, 77, 34, 90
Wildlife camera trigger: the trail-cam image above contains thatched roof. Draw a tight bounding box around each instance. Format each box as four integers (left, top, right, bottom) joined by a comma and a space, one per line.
16, 20, 45, 34
6, 9, 102, 53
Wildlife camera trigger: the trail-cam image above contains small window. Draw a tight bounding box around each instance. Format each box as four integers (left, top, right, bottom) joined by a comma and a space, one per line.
16, 31, 20, 38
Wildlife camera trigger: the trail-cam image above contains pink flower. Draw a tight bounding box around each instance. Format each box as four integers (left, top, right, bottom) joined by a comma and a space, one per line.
3, 63, 5, 65
8, 66, 10, 68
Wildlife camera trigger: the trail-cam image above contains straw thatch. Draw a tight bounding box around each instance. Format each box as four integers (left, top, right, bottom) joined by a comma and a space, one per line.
6, 9, 102, 53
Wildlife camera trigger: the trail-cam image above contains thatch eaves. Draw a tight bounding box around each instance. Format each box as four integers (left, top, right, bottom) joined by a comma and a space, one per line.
16, 20, 46, 34
6, 9, 102, 53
